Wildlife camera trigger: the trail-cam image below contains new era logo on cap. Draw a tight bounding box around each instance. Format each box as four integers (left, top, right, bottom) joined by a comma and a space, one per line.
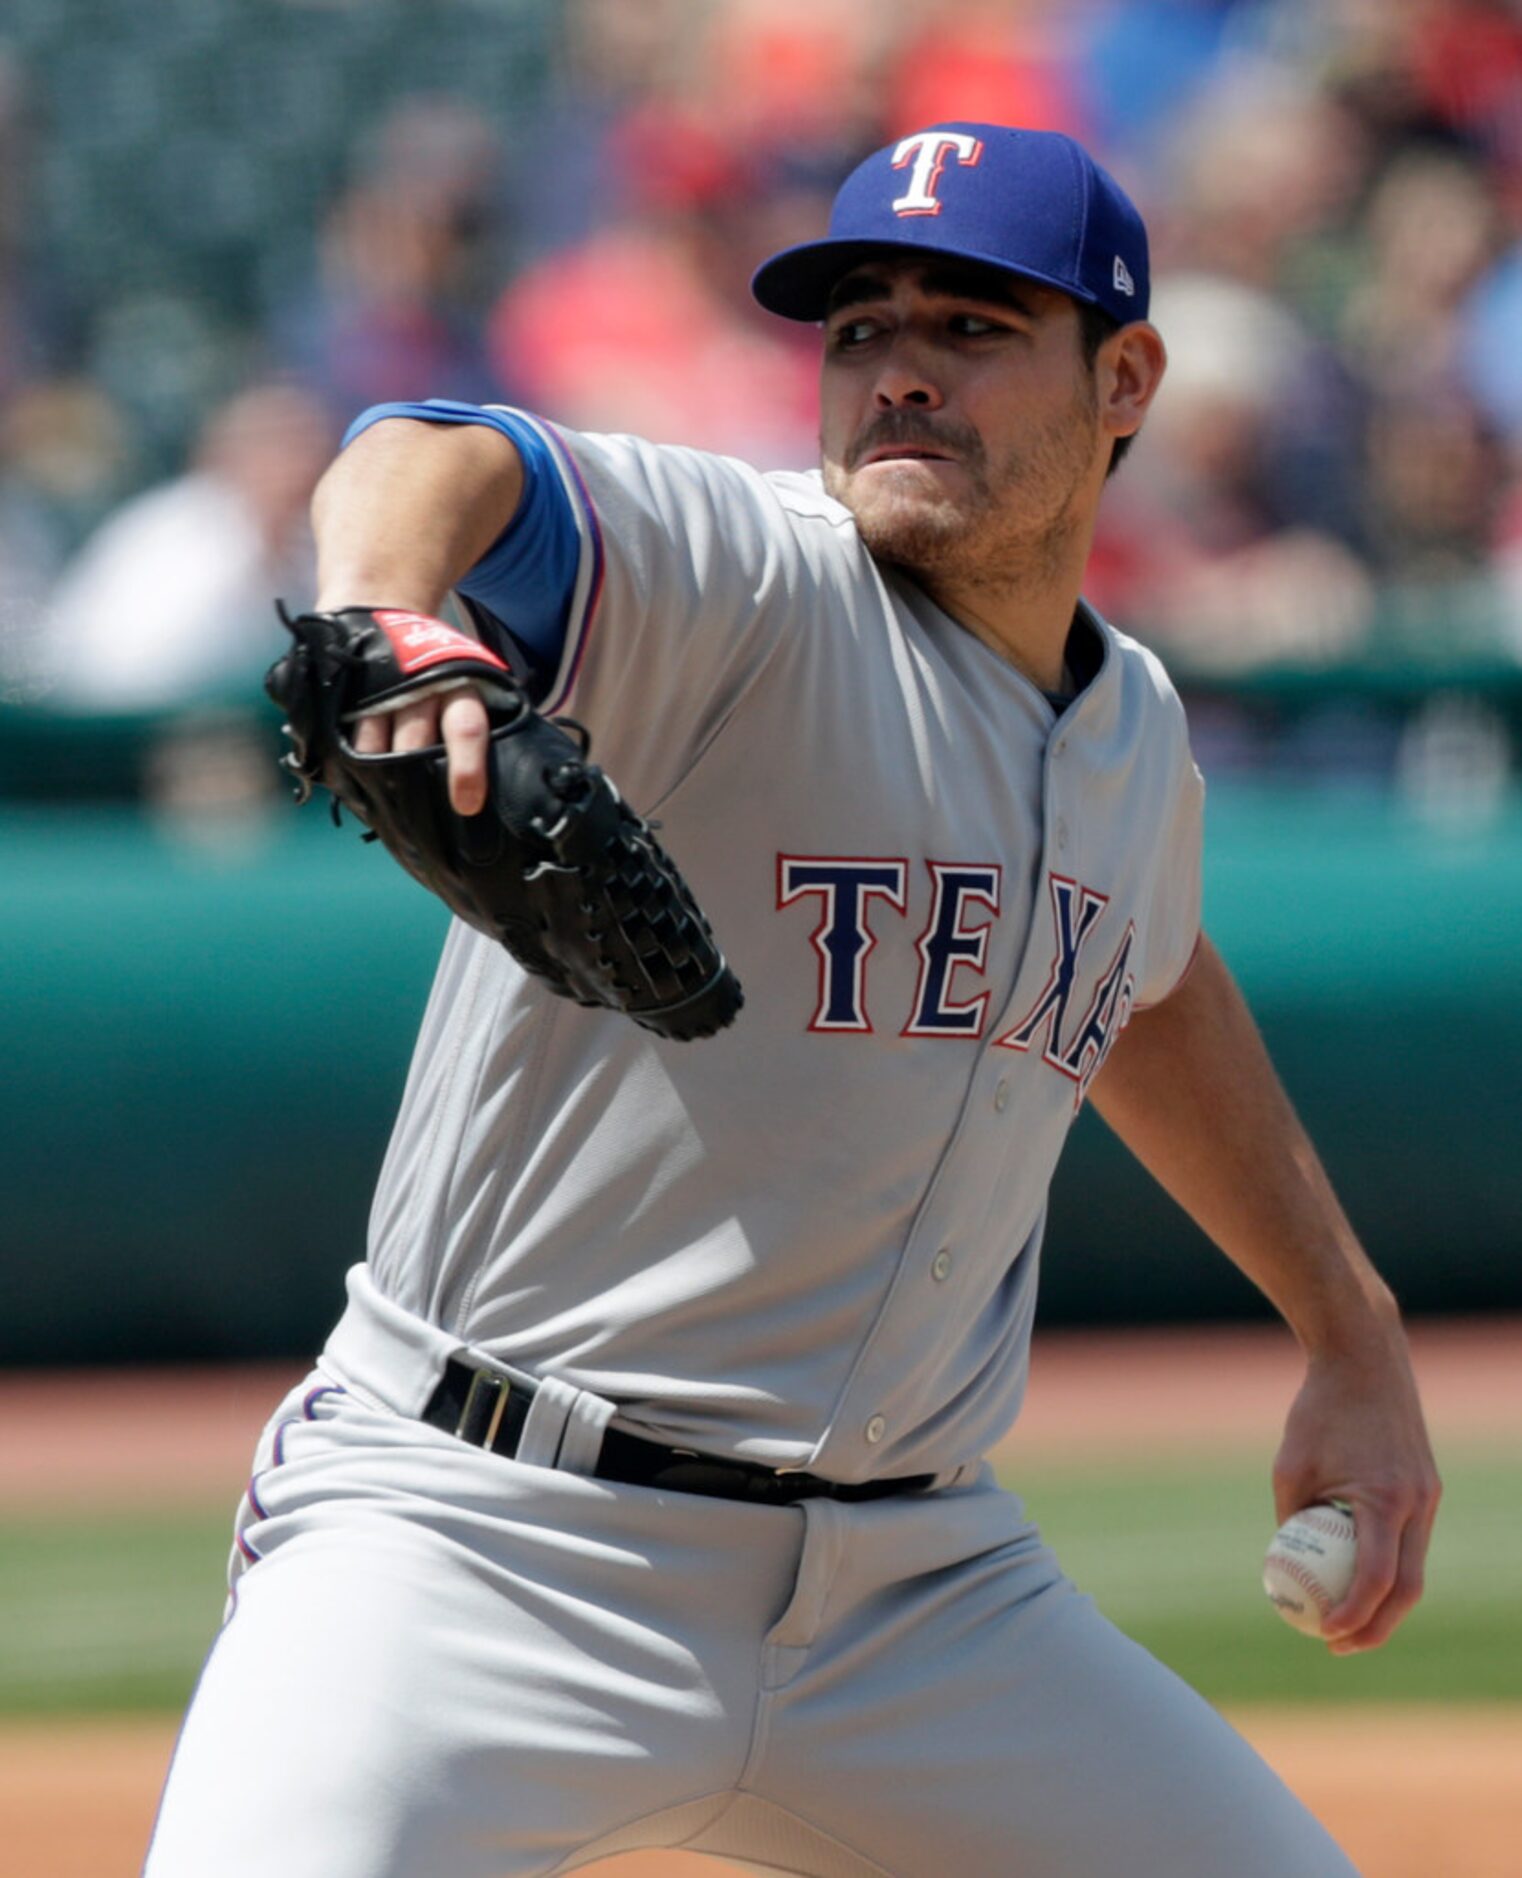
752, 122, 1151, 329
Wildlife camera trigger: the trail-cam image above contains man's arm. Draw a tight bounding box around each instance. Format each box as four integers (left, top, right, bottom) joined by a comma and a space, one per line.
1088, 934, 1441, 1653
309, 418, 524, 814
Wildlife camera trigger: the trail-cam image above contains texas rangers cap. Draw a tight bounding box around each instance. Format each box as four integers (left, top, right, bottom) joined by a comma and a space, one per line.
752, 122, 1149, 326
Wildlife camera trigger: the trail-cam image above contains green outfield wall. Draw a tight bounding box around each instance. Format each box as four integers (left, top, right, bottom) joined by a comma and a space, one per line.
3, 783, 1519, 1363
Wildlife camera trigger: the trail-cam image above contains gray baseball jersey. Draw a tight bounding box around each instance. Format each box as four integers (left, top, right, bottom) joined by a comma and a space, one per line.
365, 415, 1203, 1482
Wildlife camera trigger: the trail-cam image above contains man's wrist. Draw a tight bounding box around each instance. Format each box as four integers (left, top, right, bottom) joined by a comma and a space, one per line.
1290, 1270, 1404, 1367
311, 590, 447, 616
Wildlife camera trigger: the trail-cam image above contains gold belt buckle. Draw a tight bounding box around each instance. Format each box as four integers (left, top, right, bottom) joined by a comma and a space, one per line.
456, 1366, 514, 1449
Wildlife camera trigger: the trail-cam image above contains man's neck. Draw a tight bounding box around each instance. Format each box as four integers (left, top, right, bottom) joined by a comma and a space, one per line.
927, 583, 1076, 691
914, 525, 1092, 694
905, 499, 1097, 698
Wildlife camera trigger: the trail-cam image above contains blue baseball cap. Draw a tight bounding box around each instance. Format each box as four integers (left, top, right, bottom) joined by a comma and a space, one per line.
752, 122, 1149, 326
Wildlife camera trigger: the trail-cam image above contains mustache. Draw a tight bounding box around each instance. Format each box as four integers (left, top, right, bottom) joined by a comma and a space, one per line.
846, 410, 985, 473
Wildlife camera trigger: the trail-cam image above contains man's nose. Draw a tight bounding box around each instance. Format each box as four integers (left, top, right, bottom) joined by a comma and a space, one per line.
872, 345, 944, 411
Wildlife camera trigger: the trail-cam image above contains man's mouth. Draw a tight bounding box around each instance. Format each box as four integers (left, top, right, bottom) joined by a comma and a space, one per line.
858, 444, 955, 467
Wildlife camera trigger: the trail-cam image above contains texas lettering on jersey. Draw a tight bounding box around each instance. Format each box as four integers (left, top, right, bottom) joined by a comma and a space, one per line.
777, 856, 1136, 1105
994, 875, 1137, 1106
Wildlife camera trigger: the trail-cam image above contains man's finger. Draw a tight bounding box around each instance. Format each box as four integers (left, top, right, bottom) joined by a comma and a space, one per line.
1319, 1499, 1400, 1643
442, 688, 490, 816
393, 699, 444, 755
1327, 1520, 1425, 1652
352, 713, 391, 755
1326, 1483, 1438, 1653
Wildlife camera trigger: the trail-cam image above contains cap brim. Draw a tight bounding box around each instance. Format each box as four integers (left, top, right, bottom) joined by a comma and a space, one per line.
751, 235, 1103, 321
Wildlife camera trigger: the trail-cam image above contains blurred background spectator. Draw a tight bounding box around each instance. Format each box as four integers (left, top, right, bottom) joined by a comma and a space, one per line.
0, 0, 1517, 787
271, 96, 508, 419
44, 383, 332, 712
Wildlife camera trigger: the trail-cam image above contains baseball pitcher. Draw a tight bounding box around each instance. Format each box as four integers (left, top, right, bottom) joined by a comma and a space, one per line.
145, 124, 1439, 1878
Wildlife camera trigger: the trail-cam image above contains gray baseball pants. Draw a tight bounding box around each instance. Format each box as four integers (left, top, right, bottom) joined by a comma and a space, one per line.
145, 1277, 1357, 1877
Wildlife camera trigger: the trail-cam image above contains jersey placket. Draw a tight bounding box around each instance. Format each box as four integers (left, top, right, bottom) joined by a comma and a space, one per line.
810, 694, 1097, 1479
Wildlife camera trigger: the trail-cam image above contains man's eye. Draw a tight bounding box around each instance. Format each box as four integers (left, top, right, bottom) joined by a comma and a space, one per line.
832, 319, 879, 349
950, 313, 1003, 336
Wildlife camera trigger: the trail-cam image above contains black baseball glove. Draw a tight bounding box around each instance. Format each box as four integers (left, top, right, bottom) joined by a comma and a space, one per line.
265, 604, 743, 1041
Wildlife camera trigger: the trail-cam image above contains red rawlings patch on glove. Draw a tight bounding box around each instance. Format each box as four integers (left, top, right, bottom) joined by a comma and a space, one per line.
371, 610, 510, 678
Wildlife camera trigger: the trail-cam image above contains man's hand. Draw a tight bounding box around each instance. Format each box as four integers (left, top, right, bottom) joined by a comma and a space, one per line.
1273, 1324, 1441, 1653
266, 604, 743, 1041
350, 686, 492, 816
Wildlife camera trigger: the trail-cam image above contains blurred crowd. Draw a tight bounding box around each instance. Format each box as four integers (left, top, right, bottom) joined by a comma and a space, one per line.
3, 0, 1522, 733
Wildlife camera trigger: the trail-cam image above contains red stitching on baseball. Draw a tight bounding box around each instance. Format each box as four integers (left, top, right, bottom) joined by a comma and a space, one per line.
1269, 1556, 1333, 1615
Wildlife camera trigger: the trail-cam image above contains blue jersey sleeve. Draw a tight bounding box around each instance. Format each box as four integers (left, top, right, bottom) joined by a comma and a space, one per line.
341, 399, 579, 686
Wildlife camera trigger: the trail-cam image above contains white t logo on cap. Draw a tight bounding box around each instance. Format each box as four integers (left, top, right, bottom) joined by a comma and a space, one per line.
891, 132, 984, 217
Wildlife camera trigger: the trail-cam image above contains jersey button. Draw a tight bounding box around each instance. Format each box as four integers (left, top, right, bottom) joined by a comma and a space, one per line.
993, 1078, 1010, 1113
1055, 816, 1069, 850
931, 1249, 953, 1282
865, 1414, 887, 1445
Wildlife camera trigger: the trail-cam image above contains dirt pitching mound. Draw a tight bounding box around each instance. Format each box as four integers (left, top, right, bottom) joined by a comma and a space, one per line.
5, 1707, 1518, 1878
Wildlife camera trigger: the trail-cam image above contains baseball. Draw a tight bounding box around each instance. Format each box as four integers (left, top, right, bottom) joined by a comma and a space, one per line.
1262, 1502, 1358, 1637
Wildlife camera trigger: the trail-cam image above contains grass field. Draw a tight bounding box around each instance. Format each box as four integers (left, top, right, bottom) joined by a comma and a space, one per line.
4, 1444, 1518, 1718
1015, 1445, 1522, 1705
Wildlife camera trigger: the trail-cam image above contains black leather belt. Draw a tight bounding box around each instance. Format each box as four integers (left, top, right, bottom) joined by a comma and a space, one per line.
423, 1358, 934, 1505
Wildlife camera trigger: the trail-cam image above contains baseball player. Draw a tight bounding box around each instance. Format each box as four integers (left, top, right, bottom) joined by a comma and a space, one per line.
146, 124, 1438, 1877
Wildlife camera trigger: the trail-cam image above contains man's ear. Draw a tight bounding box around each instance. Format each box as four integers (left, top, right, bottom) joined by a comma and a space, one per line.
1101, 322, 1167, 443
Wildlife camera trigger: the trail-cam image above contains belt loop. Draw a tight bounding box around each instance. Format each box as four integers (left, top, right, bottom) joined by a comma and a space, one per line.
515, 1374, 614, 1472
558, 1390, 615, 1475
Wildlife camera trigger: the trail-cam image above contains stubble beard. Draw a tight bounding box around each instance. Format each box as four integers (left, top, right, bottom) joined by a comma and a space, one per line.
824, 379, 1099, 591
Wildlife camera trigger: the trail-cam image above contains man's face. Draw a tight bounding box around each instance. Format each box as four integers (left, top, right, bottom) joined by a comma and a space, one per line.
818, 259, 1106, 581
